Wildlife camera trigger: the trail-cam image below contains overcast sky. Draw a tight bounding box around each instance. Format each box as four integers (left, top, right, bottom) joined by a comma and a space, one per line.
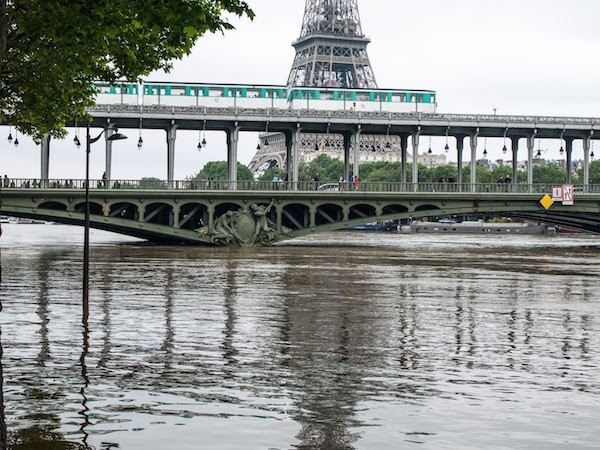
3, 0, 600, 181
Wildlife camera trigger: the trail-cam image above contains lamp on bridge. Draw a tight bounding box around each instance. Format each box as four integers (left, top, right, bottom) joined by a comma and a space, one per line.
83, 124, 127, 322
137, 118, 143, 149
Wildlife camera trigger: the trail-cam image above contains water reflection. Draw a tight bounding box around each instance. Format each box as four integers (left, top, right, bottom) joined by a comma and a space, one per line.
1, 230, 600, 449
1, 247, 6, 450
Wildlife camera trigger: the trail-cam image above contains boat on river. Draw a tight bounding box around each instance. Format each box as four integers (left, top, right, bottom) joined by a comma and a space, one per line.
350, 221, 398, 232
406, 220, 554, 234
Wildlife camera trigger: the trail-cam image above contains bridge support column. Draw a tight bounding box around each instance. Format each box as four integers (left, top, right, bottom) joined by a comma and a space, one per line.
166, 123, 178, 190
292, 126, 301, 190
275, 204, 283, 233
583, 133, 592, 193
284, 130, 293, 186
565, 137, 574, 185
511, 137, 519, 193
456, 135, 465, 192
412, 129, 421, 192
226, 124, 241, 190
105, 125, 115, 188
352, 127, 362, 182
470, 131, 479, 193
400, 134, 408, 189
526, 132, 537, 193
309, 207, 316, 229
173, 205, 180, 229
343, 132, 352, 186
138, 204, 146, 223
40, 135, 50, 188
207, 204, 215, 233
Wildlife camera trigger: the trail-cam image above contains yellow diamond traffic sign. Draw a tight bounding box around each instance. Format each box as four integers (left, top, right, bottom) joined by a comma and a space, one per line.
540, 194, 554, 210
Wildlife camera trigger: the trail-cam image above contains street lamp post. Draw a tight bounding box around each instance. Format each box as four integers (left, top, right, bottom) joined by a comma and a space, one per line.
83, 124, 127, 322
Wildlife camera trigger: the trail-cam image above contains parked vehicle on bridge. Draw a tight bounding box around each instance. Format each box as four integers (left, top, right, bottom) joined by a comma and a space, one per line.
94, 81, 437, 113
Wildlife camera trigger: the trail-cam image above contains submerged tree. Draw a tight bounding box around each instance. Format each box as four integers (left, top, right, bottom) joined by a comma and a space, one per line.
0, 0, 254, 140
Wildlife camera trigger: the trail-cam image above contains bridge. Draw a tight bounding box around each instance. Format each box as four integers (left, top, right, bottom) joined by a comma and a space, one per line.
2, 181, 600, 245
26, 103, 600, 198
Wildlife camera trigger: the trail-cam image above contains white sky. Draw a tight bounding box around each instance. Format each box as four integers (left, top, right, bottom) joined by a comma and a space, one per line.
2, 0, 600, 181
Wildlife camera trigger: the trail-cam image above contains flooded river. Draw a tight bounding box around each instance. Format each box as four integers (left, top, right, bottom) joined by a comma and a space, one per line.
1, 225, 599, 449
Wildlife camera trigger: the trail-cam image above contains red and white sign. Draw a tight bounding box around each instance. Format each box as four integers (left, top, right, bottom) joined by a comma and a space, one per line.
552, 186, 563, 201
562, 184, 574, 205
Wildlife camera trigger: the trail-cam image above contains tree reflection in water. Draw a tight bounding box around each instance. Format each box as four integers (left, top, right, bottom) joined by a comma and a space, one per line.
1, 252, 6, 450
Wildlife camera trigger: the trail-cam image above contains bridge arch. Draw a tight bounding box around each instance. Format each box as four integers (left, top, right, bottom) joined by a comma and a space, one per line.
75, 201, 103, 216
282, 203, 310, 230
109, 202, 139, 221
348, 204, 377, 221
144, 202, 174, 226
179, 202, 209, 230
39, 201, 68, 212
315, 203, 344, 226
382, 204, 409, 215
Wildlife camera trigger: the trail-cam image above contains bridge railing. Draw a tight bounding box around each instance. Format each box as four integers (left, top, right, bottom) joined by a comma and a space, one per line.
2, 178, 600, 194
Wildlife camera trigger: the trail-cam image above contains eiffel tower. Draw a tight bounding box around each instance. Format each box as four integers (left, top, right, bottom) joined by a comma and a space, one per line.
249, 0, 403, 175
287, 0, 377, 89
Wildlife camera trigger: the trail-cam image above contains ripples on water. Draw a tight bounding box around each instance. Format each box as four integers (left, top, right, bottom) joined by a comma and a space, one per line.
1, 224, 600, 449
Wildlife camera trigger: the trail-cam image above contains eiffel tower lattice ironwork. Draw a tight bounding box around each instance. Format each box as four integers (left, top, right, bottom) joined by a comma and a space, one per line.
287, 0, 377, 89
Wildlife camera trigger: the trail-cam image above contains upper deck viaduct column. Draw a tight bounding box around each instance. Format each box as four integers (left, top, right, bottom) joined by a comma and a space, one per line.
455, 135, 465, 192
583, 133, 592, 192
40, 135, 50, 188
565, 137, 574, 185
166, 122, 178, 190
526, 131, 537, 192
510, 137, 519, 193
342, 132, 352, 186
292, 125, 302, 189
104, 125, 115, 188
469, 130, 479, 192
400, 134, 409, 189
284, 130, 294, 186
352, 126, 362, 182
226, 123, 241, 190
412, 128, 421, 192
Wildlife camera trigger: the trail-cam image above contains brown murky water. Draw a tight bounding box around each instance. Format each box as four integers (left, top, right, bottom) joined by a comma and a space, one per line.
1, 225, 599, 449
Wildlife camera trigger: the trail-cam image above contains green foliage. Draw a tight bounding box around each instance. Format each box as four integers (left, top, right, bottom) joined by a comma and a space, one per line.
257, 166, 286, 183
292, 156, 574, 186
532, 163, 568, 185
298, 154, 344, 182
360, 161, 401, 182
575, 160, 600, 184
139, 177, 167, 189
191, 161, 253, 182
0, 0, 254, 141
